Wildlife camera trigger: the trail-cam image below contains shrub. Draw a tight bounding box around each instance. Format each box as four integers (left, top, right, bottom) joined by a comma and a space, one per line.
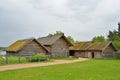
28, 53, 47, 62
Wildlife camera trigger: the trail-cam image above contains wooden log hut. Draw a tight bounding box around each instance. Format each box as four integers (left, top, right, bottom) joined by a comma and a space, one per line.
37, 34, 73, 58
70, 41, 116, 58
6, 38, 48, 57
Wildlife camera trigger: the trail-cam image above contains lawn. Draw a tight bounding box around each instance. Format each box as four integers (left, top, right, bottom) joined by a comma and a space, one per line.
0, 59, 120, 80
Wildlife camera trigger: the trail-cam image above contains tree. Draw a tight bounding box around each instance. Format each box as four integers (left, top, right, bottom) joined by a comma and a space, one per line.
112, 40, 120, 50
54, 31, 64, 35
107, 23, 120, 41
118, 22, 120, 37
0, 47, 6, 51
47, 31, 63, 37
47, 33, 53, 37
67, 36, 74, 43
92, 35, 106, 42
107, 30, 119, 41
107, 22, 120, 50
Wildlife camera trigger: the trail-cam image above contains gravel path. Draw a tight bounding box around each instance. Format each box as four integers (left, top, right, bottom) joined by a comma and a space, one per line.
0, 58, 88, 71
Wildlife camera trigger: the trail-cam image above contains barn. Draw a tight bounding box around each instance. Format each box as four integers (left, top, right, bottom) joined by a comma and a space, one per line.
6, 38, 48, 56
69, 41, 116, 58
37, 34, 73, 58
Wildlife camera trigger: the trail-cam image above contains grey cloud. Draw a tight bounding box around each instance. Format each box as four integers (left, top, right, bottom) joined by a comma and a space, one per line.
0, 0, 120, 46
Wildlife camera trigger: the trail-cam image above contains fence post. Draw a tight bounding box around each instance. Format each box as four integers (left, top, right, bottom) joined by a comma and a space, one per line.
39, 57, 40, 62
6, 54, 8, 64
18, 55, 20, 63
46, 55, 49, 61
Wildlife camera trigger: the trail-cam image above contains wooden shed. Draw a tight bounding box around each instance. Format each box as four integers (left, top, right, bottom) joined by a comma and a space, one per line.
70, 41, 116, 58
37, 34, 73, 58
6, 38, 48, 56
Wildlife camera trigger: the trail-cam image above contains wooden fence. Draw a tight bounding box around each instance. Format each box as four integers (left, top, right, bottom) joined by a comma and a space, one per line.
0, 55, 28, 64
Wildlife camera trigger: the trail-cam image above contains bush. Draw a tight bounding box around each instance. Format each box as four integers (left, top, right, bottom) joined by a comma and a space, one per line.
28, 54, 47, 62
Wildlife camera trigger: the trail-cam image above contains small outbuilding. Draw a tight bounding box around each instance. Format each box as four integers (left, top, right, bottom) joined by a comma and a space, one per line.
69, 41, 116, 58
6, 38, 48, 56
37, 34, 73, 57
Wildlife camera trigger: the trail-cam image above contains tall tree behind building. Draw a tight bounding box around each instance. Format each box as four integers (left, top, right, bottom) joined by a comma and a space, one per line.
107, 23, 120, 41
107, 22, 120, 50
67, 36, 74, 43
118, 22, 120, 37
92, 35, 106, 42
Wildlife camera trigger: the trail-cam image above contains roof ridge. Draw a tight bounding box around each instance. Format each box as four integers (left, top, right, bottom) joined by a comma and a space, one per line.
17, 37, 35, 41
74, 41, 92, 43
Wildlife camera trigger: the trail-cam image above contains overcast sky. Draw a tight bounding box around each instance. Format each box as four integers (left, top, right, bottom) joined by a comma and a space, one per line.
0, 0, 120, 46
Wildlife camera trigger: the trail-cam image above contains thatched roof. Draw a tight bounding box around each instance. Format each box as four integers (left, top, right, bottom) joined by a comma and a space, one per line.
37, 34, 73, 46
70, 41, 116, 51
6, 38, 48, 52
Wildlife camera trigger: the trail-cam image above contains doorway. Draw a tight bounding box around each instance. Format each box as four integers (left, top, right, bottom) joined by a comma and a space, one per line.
92, 52, 94, 58
69, 51, 75, 56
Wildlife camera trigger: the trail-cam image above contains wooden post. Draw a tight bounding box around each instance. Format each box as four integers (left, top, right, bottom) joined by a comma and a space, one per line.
39, 57, 40, 62
68, 50, 69, 57
18, 55, 20, 63
6, 54, 8, 64
46, 55, 49, 61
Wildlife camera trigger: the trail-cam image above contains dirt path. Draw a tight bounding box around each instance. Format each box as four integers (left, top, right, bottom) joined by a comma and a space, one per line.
0, 58, 89, 71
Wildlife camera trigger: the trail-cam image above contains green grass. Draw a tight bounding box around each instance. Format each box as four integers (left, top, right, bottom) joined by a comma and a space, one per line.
0, 59, 120, 80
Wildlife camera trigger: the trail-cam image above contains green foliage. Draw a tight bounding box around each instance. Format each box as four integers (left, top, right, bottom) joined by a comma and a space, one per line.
0, 47, 6, 51
48, 31, 63, 36
106, 23, 120, 50
48, 33, 53, 36
107, 30, 120, 41
107, 23, 120, 41
112, 40, 120, 50
28, 54, 47, 62
118, 22, 120, 37
54, 31, 64, 35
67, 36, 74, 43
0, 56, 3, 64
1, 60, 120, 80
92, 35, 106, 42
